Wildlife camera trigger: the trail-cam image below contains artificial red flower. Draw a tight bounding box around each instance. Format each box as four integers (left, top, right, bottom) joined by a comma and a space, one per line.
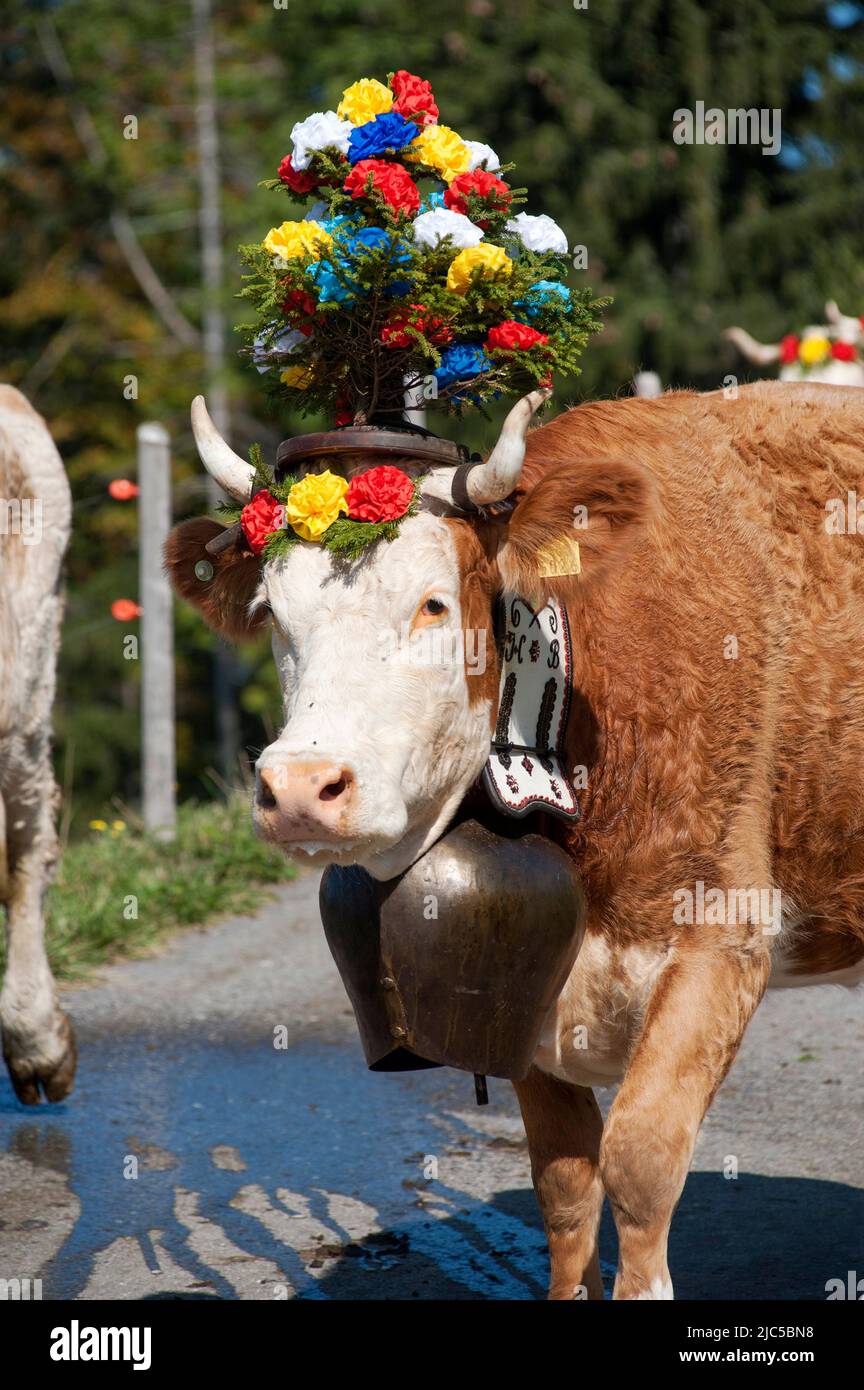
277, 154, 319, 194
380, 303, 453, 349
108, 478, 139, 500
486, 321, 549, 352
281, 287, 317, 335
780, 334, 800, 364
334, 394, 354, 426
346, 466, 414, 522
344, 159, 420, 217
444, 169, 512, 226
390, 70, 438, 127
111, 599, 141, 622
831, 341, 857, 362
241, 489, 284, 555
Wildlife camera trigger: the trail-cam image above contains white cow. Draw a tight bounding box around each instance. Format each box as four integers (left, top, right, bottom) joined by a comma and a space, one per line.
724, 299, 864, 387
0, 385, 76, 1103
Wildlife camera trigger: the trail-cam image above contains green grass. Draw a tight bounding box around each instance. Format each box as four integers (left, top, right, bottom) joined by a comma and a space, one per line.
0, 797, 297, 983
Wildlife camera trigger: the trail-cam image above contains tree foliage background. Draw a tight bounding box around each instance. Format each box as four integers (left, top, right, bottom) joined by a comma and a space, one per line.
2, 0, 863, 832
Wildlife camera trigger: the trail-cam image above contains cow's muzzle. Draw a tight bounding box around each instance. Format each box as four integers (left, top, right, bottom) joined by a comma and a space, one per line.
254, 759, 356, 846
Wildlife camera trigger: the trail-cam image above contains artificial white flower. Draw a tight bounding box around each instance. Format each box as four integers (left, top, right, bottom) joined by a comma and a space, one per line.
464, 139, 501, 172
411, 207, 484, 250
290, 110, 353, 170
304, 200, 329, 222
253, 328, 305, 373
505, 211, 568, 255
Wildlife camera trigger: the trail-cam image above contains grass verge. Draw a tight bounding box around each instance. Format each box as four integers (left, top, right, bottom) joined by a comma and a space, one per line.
0, 796, 297, 983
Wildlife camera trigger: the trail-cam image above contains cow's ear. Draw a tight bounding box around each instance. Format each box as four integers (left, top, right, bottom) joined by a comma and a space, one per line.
496, 456, 656, 604
164, 518, 268, 643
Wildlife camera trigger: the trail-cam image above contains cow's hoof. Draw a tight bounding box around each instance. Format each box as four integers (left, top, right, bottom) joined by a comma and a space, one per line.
3, 1012, 78, 1105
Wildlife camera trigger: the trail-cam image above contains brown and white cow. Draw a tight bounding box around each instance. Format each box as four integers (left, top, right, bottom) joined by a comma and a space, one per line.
0, 385, 76, 1103
167, 380, 864, 1300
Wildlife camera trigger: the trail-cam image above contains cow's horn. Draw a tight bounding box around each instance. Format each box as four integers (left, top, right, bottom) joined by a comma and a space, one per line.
190, 395, 255, 502
422, 387, 551, 511
825, 299, 842, 325
723, 327, 781, 365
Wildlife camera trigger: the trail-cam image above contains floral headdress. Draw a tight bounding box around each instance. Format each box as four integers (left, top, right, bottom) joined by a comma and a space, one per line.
240, 69, 606, 427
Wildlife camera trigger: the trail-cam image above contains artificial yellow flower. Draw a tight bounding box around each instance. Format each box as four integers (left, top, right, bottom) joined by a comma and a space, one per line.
405, 124, 470, 182
285, 470, 349, 541
263, 221, 332, 261
799, 335, 830, 366
337, 78, 393, 125
446, 243, 513, 295
280, 365, 315, 390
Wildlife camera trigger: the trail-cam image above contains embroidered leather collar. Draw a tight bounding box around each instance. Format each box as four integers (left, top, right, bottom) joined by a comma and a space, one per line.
482, 595, 580, 822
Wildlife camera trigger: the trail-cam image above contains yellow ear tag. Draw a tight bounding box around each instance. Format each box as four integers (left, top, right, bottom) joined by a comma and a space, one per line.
536, 535, 582, 579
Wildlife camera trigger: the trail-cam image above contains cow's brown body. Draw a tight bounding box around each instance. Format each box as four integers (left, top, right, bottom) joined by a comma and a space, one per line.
504, 381, 864, 1297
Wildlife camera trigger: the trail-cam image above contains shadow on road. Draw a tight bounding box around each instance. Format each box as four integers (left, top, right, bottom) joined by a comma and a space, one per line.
309, 1175, 863, 1300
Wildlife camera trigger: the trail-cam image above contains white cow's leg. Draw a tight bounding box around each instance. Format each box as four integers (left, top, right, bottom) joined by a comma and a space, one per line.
0, 777, 76, 1104
513, 1067, 605, 1300
599, 943, 770, 1300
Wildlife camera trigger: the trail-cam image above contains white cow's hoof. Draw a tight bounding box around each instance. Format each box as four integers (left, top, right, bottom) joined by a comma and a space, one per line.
2, 1010, 78, 1104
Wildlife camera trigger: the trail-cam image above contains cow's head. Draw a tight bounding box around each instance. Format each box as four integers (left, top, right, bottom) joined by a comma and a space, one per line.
166, 393, 652, 879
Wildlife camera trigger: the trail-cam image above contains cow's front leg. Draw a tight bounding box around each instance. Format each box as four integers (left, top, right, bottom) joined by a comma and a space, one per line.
0, 793, 76, 1104
513, 1066, 605, 1299
600, 944, 770, 1300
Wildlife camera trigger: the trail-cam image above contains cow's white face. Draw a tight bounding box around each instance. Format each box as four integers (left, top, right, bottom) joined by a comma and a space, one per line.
252, 511, 495, 879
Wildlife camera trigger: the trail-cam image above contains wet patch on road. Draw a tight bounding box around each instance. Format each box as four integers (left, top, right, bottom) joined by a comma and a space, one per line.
0, 1033, 555, 1300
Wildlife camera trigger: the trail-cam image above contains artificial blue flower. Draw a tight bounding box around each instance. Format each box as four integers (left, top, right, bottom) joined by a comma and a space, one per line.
342, 226, 413, 294
310, 227, 413, 304
340, 225, 409, 261
514, 279, 572, 321
435, 342, 491, 395
321, 211, 362, 236
347, 111, 419, 164
308, 259, 357, 304
420, 189, 446, 212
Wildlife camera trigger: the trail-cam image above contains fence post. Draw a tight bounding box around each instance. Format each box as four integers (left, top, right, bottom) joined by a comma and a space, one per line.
137, 422, 176, 841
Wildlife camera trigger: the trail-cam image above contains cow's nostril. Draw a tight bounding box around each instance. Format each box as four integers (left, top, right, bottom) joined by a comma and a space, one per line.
256, 771, 277, 809
319, 772, 352, 803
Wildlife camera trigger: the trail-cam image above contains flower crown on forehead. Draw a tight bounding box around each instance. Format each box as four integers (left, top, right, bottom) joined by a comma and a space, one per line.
220, 451, 425, 562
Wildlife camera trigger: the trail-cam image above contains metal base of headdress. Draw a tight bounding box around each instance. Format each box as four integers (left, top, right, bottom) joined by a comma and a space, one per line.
275, 421, 470, 484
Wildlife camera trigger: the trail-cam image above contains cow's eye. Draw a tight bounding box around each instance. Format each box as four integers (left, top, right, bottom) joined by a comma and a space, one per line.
421, 598, 447, 617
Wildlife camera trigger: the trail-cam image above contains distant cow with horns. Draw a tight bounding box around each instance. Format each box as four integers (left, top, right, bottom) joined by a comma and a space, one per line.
167, 381, 864, 1299
724, 299, 864, 386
